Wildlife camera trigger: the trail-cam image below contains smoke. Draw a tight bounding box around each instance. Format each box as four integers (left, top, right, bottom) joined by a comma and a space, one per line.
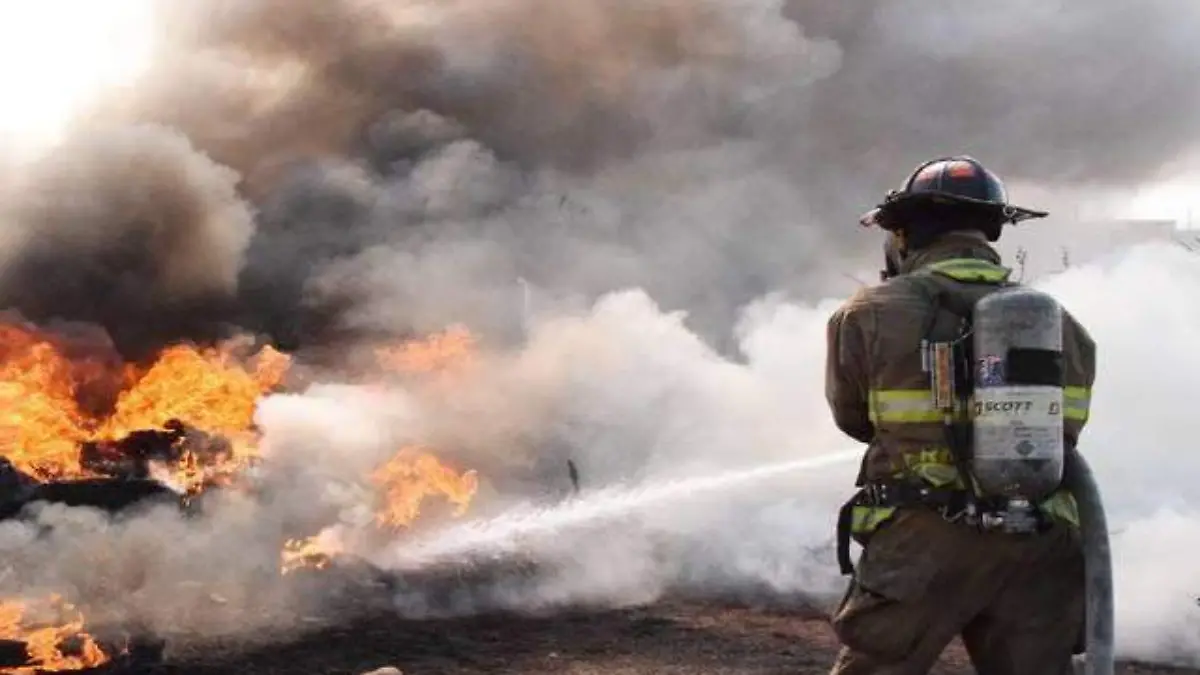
0, 383, 424, 648
300, 242, 1200, 666
7, 240, 1200, 665
1, 0, 1191, 354
784, 0, 1200, 187
0, 124, 255, 357
0, 0, 1198, 667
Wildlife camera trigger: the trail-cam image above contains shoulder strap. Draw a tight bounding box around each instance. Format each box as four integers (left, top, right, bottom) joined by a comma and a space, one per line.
905, 262, 1013, 499
925, 258, 1014, 285
909, 258, 1014, 334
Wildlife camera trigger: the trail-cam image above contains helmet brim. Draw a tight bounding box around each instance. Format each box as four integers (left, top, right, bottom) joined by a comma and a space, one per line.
880, 190, 1049, 224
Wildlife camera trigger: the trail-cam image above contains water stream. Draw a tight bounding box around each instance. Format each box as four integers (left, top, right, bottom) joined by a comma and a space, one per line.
380, 449, 862, 571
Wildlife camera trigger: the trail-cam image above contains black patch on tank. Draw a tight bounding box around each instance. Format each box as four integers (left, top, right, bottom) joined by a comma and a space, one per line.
1005, 347, 1064, 386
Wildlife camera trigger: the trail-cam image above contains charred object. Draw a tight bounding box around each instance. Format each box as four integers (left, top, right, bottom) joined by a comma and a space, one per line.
0, 421, 234, 674
0, 632, 164, 674
0, 418, 238, 521
79, 418, 233, 486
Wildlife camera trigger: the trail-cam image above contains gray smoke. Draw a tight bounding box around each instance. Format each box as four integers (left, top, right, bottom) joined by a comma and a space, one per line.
0, 124, 255, 357
2, 0, 1195, 352
785, 0, 1200, 186
1, 0, 1200, 663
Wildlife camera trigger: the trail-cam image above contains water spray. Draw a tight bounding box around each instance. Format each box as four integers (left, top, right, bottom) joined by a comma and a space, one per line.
380, 449, 861, 571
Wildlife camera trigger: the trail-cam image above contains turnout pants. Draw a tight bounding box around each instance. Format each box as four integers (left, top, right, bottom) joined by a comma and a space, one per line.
828, 508, 1084, 675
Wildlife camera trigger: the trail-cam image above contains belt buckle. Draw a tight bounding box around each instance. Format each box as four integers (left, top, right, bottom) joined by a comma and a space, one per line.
998, 499, 1040, 534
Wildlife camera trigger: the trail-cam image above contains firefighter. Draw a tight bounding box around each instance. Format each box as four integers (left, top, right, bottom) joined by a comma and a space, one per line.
825, 156, 1097, 675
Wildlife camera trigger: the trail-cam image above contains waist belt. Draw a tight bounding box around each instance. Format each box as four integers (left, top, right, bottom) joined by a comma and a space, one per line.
835, 481, 1050, 575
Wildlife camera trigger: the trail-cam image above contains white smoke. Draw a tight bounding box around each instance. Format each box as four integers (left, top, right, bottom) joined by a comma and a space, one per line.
1, 218, 1181, 665
1037, 243, 1200, 664
248, 240, 1200, 666
0, 0, 1196, 669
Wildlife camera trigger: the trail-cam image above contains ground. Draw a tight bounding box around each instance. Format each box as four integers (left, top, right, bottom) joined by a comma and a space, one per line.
152, 599, 1199, 675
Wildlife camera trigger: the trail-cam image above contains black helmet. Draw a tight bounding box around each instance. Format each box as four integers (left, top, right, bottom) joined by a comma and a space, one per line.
860, 156, 1048, 242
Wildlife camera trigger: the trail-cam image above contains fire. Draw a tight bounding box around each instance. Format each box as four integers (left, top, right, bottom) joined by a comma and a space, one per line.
281, 534, 344, 575
0, 325, 93, 480
0, 595, 108, 674
278, 327, 482, 571
374, 324, 476, 376
99, 343, 289, 438
94, 343, 291, 491
371, 447, 480, 529
0, 318, 482, 579
0, 320, 291, 488
279, 449, 480, 573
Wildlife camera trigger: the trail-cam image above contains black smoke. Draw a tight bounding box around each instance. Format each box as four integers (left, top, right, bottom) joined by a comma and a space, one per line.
0, 0, 1197, 356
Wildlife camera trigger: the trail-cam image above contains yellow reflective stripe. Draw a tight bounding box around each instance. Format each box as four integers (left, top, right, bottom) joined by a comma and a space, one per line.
873, 386, 1090, 423
927, 258, 1012, 284
1039, 490, 1079, 528
1064, 386, 1090, 422
868, 389, 941, 423
901, 447, 956, 467
854, 493, 1078, 533
850, 505, 896, 534
895, 447, 963, 488
908, 464, 962, 488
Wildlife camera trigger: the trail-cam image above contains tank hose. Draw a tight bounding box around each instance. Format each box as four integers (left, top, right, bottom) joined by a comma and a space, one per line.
1064, 447, 1115, 675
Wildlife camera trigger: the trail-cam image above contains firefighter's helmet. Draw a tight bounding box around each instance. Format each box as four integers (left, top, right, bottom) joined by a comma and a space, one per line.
860, 156, 1048, 242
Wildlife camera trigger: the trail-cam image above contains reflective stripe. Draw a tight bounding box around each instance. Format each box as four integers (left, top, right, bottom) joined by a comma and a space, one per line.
850, 491, 1080, 537
898, 448, 963, 488
1064, 386, 1090, 422
869, 389, 941, 423
871, 387, 1091, 423
850, 505, 896, 535
1039, 490, 1080, 528
926, 258, 1012, 284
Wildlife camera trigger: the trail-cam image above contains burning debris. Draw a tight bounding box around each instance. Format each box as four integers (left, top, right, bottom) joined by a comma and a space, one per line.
0, 318, 484, 672
373, 325, 477, 377
0, 595, 107, 674
78, 420, 237, 491
280, 446, 481, 576
0, 319, 289, 489
372, 448, 479, 529
281, 534, 344, 576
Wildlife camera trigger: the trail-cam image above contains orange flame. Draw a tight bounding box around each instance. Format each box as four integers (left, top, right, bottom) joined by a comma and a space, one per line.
0, 320, 481, 579
374, 325, 476, 376
99, 343, 289, 439
0, 595, 108, 674
94, 343, 291, 492
371, 447, 480, 529
0, 320, 291, 488
0, 325, 92, 480
280, 535, 344, 575
279, 449, 480, 574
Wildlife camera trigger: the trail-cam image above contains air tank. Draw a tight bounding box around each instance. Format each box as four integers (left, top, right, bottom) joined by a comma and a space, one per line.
971, 286, 1065, 502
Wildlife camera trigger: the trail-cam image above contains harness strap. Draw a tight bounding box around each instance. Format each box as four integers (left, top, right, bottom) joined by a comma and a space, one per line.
836, 498, 856, 575
836, 482, 964, 575
835, 480, 1050, 575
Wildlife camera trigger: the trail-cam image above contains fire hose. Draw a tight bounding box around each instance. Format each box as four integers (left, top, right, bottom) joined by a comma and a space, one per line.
1065, 446, 1114, 675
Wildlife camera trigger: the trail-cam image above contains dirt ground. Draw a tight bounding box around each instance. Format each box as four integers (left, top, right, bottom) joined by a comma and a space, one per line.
146, 599, 1198, 675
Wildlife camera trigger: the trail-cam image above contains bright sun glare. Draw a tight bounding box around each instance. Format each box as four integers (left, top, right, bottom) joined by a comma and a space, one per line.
0, 0, 154, 154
